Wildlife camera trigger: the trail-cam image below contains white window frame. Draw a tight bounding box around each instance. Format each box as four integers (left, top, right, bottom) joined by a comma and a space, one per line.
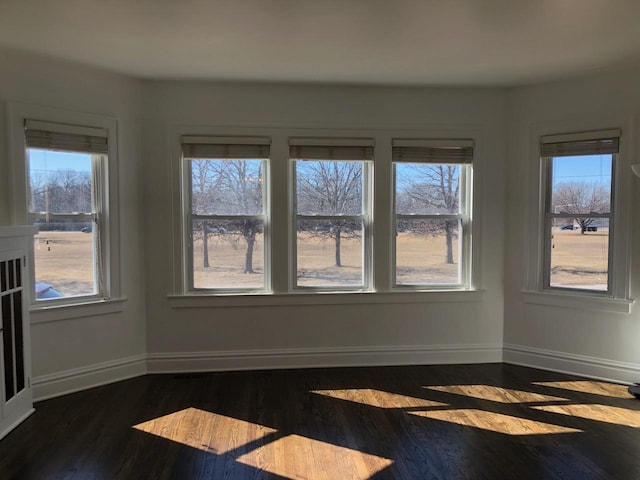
168, 125, 484, 307
541, 130, 618, 295
391, 139, 473, 290
290, 138, 374, 292
7, 104, 120, 312
181, 136, 271, 294
523, 119, 633, 313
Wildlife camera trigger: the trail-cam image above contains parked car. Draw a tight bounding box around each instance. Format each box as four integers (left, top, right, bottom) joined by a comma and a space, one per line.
560, 224, 575, 230
35, 283, 63, 299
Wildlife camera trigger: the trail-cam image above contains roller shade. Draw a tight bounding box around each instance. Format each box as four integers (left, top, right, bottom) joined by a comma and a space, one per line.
541, 130, 620, 157
25, 119, 108, 154
392, 139, 473, 163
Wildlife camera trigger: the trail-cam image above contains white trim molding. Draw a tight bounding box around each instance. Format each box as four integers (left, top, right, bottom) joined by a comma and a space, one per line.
32, 354, 147, 402
503, 344, 640, 385
147, 344, 503, 374
522, 290, 633, 314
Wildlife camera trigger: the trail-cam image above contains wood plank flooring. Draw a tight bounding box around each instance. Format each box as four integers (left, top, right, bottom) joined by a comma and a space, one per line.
1, 364, 639, 479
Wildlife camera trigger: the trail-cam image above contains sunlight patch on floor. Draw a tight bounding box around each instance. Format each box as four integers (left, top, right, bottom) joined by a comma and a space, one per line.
237, 434, 393, 480
425, 385, 568, 403
533, 381, 633, 399
312, 388, 447, 409
532, 404, 640, 427
410, 409, 581, 435
133, 408, 276, 455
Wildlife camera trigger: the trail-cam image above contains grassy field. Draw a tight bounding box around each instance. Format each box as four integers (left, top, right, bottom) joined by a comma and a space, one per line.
549, 229, 609, 289
33, 229, 610, 295
34, 231, 96, 297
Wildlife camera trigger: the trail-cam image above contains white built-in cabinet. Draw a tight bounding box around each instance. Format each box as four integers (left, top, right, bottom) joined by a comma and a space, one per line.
0, 226, 36, 441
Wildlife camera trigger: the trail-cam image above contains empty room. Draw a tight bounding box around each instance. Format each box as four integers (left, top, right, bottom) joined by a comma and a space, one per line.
0, 1, 639, 479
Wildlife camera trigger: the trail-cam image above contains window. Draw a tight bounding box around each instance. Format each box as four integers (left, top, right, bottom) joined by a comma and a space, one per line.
392, 140, 473, 288
291, 139, 373, 290
541, 130, 619, 293
182, 137, 270, 293
25, 120, 110, 303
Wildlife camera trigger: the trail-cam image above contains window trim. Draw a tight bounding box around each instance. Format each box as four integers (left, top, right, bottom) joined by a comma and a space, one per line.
524, 118, 633, 310
181, 137, 271, 294
290, 154, 374, 292
8, 103, 121, 312
169, 124, 484, 300
391, 141, 474, 290
541, 133, 616, 295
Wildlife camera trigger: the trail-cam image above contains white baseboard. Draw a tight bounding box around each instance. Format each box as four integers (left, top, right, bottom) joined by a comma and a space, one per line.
147, 344, 503, 374
32, 354, 147, 402
503, 344, 640, 385
28, 344, 640, 402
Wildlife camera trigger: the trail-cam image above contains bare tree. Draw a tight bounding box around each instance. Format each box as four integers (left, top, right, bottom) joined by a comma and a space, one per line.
297, 161, 362, 267
190, 159, 264, 274
214, 160, 264, 274
191, 160, 223, 268
553, 182, 610, 234
29, 169, 92, 230
397, 164, 459, 264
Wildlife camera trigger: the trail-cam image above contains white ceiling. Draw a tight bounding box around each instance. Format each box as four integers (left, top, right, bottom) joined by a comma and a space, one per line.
2, 0, 640, 86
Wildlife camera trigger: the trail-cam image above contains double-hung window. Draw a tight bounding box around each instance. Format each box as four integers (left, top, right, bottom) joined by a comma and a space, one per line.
392, 140, 473, 288
541, 130, 619, 293
182, 137, 270, 293
291, 139, 373, 290
25, 120, 109, 303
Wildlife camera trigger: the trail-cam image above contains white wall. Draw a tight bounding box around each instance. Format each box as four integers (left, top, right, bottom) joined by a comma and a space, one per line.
141, 81, 507, 371
504, 67, 640, 382
18, 45, 640, 399
3, 45, 637, 400
0, 48, 147, 399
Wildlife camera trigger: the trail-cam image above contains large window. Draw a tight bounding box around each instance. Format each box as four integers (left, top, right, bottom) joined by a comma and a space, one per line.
25, 120, 109, 303
392, 140, 473, 288
291, 139, 373, 290
541, 130, 618, 293
182, 137, 270, 292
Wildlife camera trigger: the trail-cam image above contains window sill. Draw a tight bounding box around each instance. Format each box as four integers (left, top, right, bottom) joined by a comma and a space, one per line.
168, 290, 484, 308
30, 298, 127, 324
521, 290, 633, 314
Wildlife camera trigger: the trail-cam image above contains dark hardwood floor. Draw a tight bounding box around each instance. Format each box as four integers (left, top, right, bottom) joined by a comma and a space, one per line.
1, 363, 639, 479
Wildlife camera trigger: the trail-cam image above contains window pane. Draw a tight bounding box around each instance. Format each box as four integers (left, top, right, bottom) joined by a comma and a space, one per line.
28, 149, 93, 214
395, 219, 461, 285
395, 163, 460, 215
191, 159, 264, 215
297, 219, 363, 288
34, 220, 97, 299
296, 161, 363, 215
549, 218, 609, 291
192, 220, 264, 289
550, 155, 612, 215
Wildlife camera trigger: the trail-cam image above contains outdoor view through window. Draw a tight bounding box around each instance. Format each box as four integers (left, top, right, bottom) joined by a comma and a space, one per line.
394, 162, 464, 286
546, 154, 613, 291
28, 148, 99, 300
189, 158, 266, 290
294, 160, 366, 288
